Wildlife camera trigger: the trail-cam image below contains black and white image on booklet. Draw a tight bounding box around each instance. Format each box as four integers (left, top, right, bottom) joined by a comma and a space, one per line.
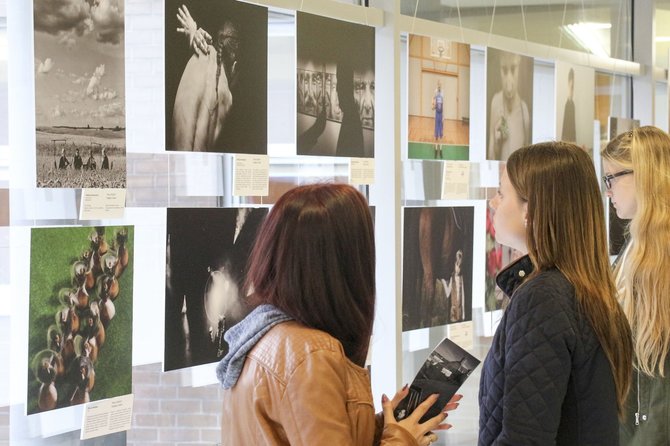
395, 337, 480, 423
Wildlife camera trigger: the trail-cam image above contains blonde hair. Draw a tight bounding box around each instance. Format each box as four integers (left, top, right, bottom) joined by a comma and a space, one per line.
602, 126, 670, 377
507, 142, 632, 418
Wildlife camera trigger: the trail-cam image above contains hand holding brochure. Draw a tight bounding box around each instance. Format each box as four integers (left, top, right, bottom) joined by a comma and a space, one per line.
395, 336, 480, 423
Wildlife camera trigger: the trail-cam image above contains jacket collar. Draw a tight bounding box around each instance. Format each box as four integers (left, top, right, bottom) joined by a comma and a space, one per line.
216, 304, 292, 389
495, 255, 534, 298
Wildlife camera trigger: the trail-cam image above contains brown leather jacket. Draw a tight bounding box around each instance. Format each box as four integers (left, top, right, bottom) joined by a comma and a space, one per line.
221, 321, 417, 445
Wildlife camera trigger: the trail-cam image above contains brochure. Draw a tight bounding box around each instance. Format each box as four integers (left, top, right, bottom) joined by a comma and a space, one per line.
395, 336, 480, 423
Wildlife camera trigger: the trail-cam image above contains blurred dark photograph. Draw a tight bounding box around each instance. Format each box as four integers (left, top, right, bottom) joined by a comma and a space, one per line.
164, 207, 268, 371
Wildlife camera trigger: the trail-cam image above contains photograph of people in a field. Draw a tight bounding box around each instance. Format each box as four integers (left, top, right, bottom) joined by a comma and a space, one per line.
33, 0, 126, 188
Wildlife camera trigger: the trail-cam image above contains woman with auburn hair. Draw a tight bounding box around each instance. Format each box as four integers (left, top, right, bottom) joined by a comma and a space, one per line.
218, 183, 460, 446
602, 126, 670, 445
479, 142, 633, 445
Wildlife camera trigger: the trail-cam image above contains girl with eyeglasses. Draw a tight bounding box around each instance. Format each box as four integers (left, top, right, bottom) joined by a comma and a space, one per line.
602, 126, 670, 446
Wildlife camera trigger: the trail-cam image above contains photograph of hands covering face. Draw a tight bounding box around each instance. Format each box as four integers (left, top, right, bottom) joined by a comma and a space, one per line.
165, 0, 267, 154
296, 12, 375, 158
486, 48, 533, 161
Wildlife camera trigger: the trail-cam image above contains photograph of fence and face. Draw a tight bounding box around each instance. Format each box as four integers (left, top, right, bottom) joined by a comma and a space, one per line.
402, 207, 474, 331
165, 0, 267, 154
164, 207, 268, 372
407, 35, 470, 161
296, 12, 375, 158
27, 226, 133, 415
33, 0, 126, 188
486, 48, 533, 161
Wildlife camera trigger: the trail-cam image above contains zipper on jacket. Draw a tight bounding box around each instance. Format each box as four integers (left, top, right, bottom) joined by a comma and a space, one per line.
635, 369, 640, 426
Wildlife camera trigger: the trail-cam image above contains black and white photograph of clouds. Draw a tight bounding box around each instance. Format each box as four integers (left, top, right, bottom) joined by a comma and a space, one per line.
33, 0, 126, 189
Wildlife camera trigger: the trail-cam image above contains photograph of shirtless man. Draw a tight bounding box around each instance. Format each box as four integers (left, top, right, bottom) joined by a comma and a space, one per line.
165, 0, 267, 154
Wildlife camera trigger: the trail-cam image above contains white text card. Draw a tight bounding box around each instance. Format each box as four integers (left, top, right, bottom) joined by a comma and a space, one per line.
448, 321, 474, 350
80, 394, 134, 440
233, 155, 269, 196
349, 158, 375, 185
441, 162, 470, 200
79, 189, 126, 220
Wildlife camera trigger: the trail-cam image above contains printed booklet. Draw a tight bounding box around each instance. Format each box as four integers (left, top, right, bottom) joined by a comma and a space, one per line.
395, 337, 481, 423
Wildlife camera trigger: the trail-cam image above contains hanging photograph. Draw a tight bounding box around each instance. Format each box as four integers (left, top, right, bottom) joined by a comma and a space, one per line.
402, 207, 474, 331
34, 0, 126, 188
555, 61, 595, 153
486, 48, 533, 161
165, 207, 268, 372
165, 0, 268, 154
27, 226, 133, 415
296, 12, 375, 158
407, 35, 470, 160
606, 117, 639, 256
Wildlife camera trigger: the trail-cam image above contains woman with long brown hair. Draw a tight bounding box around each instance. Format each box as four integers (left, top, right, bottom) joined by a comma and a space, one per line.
602, 126, 670, 445
218, 183, 460, 445
479, 142, 632, 445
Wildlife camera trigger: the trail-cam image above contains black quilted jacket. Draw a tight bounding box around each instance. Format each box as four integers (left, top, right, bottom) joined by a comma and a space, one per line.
478, 256, 619, 445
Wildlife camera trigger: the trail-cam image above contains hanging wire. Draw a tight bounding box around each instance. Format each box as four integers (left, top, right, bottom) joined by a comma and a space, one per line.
558, 0, 568, 49
610, 0, 627, 118
520, 0, 529, 53
411, 0, 420, 36
456, 0, 465, 45
579, 0, 593, 68
616, 0, 625, 60
487, 0, 498, 48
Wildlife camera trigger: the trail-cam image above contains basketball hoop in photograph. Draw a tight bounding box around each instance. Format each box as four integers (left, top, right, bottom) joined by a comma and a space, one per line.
430, 38, 451, 60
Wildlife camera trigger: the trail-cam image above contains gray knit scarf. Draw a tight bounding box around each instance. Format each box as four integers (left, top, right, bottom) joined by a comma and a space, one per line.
216, 304, 292, 389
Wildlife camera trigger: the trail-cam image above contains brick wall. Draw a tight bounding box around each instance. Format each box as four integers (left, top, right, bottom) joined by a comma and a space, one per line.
127, 364, 222, 446
128, 363, 223, 446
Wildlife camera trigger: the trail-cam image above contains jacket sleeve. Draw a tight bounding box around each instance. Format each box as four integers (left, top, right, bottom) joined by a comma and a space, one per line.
494, 285, 576, 445
380, 424, 418, 445
278, 349, 418, 446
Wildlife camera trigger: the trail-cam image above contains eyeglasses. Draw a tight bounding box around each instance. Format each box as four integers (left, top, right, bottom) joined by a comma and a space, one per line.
602, 169, 633, 189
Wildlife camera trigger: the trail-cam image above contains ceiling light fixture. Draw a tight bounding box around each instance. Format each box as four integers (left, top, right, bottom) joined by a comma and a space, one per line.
562, 22, 611, 58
